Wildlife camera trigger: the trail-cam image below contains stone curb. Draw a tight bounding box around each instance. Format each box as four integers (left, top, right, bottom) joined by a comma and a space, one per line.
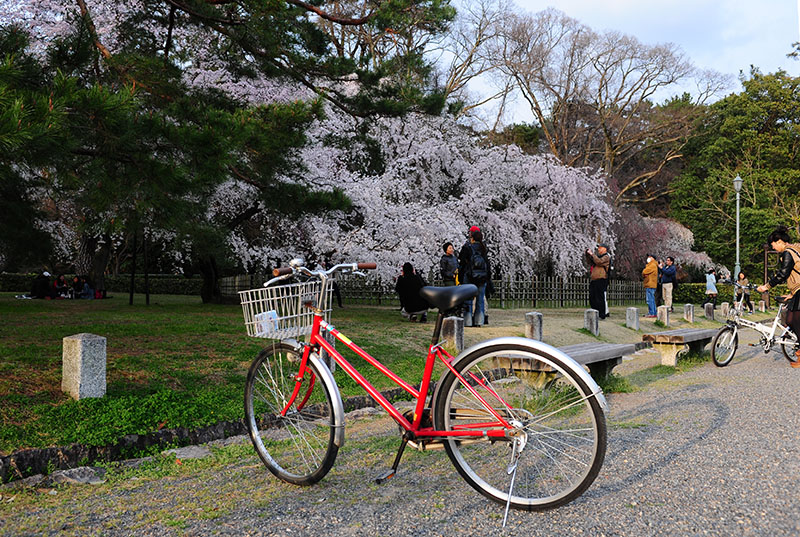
0, 386, 415, 486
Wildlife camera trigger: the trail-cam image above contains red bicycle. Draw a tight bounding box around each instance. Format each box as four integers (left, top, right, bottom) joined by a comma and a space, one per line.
239, 261, 607, 517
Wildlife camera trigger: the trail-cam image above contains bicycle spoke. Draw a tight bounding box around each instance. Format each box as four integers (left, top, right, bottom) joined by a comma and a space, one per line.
436, 345, 605, 510
245, 345, 338, 485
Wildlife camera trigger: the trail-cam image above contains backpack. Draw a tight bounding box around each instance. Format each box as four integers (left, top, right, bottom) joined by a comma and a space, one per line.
469, 243, 488, 284
788, 247, 800, 275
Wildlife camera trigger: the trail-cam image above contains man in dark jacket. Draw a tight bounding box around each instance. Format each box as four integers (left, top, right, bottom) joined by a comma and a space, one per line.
31, 271, 54, 299
395, 263, 429, 322
585, 244, 610, 319
659, 257, 677, 312
440, 242, 458, 286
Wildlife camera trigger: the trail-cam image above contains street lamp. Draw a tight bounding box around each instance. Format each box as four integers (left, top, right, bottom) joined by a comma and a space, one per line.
733, 174, 743, 279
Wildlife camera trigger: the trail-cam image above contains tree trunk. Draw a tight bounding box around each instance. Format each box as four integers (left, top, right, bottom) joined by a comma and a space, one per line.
76, 233, 111, 297
199, 254, 222, 304
90, 235, 111, 298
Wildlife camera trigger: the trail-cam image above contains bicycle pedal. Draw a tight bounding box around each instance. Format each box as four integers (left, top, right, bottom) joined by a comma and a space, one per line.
374, 469, 396, 484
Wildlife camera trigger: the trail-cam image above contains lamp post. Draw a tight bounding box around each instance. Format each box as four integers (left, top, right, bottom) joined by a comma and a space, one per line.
733, 174, 743, 279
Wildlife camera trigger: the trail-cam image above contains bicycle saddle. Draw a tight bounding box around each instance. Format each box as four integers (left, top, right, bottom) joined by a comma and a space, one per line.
419, 285, 478, 311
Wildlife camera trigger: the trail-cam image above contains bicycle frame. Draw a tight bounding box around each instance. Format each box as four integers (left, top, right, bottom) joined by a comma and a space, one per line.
728, 296, 795, 351
290, 310, 514, 442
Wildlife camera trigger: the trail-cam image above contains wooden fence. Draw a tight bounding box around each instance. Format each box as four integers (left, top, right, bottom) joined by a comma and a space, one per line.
221, 272, 645, 309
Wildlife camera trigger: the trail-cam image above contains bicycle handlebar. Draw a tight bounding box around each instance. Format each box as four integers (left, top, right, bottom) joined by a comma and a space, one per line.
272, 267, 294, 277
266, 261, 376, 287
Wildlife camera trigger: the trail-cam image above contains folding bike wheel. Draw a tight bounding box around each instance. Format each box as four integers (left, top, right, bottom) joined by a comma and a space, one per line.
433, 343, 606, 511
711, 325, 738, 367
780, 328, 799, 364
244, 343, 339, 485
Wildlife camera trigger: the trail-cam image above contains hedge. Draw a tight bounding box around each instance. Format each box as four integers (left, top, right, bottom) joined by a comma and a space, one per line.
672, 282, 789, 305
1, 273, 203, 295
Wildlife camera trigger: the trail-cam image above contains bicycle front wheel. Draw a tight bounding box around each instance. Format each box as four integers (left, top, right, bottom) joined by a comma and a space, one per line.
245, 343, 339, 485
433, 343, 606, 511
711, 326, 738, 367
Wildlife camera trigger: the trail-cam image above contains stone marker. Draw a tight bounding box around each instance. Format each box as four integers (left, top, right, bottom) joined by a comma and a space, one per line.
62, 333, 106, 400
584, 309, 599, 336
626, 307, 639, 330
442, 316, 464, 352
721, 302, 729, 317
684, 304, 694, 323
758, 300, 766, 312
703, 303, 714, 320
525, 311, 543, 341
163, 445, 212, 460
657, 305, 670, 326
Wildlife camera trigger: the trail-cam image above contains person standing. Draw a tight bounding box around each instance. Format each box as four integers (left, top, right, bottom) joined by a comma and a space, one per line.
440, 242, 458, 286
756, 226, 800, 364
585, 243, 611, 319
736, 271, 754, 314
703, 269, 718, 309
660, 257, 677, 313
459, 226, 491, 327
642, 255, 658, 317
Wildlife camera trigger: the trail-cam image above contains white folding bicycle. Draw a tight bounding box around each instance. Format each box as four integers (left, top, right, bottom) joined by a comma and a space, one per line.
711, 282, 799, 367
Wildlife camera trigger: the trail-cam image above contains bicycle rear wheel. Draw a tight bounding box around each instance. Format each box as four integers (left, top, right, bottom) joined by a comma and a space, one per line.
433, 343, 606, 511
780, 328, 799, 363
245, 343, 339, 485
711, 325, 738, 367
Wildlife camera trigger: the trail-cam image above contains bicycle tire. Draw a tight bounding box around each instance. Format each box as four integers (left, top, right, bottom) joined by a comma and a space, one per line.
711, 325, 738, 367
433, 342, 606, 511
244, 343, 339, 485
780, 328, 799, 363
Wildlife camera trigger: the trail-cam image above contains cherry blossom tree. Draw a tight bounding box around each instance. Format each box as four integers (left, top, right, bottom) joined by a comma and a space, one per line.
218, 106, 617, 279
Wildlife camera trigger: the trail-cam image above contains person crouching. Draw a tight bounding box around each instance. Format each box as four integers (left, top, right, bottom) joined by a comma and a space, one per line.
395, 262, 429, 322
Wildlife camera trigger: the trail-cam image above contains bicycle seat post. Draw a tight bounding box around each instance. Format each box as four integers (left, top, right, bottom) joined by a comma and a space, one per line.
430, 313, 445, 348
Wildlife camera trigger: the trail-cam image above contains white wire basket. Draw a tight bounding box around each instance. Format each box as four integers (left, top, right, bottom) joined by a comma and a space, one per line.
239, 280, 333, 339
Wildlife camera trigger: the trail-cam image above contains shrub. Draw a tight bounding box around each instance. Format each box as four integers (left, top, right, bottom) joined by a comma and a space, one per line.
0, 273, 203, 295
672, 282, 788, 305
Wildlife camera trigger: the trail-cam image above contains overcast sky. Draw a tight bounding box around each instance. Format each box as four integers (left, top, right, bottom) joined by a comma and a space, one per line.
482, 0, 800, 123
519, 0, 800, 81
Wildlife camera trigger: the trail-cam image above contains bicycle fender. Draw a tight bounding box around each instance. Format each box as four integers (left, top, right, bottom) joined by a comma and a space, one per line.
435, 336, 608, 413
283, 339, 346, 448
308, 353, 346, 448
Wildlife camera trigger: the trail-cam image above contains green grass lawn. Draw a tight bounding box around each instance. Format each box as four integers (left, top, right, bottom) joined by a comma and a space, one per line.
0, 293, 439, 455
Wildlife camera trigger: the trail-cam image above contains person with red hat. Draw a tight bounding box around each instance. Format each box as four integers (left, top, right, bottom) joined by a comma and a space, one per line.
458, 226, 491, 327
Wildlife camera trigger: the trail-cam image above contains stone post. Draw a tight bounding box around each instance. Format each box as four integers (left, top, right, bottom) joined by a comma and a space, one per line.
704, 303, 715, 320
62, 333, 107, 400
657, 305, 670, 326
721, 302, 730, 317
626, 307, 639, 330
758, 300, 766, 312
525, 312, 543, 341
684, 304, 694, 323
584, 309, 599, 336
441, 316, 464, 353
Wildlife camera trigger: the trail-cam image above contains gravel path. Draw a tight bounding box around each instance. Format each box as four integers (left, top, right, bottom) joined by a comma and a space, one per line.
4, 332, 800, 536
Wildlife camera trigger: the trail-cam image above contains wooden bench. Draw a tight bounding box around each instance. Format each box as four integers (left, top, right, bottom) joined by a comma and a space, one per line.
557, 342, 641, 381
642, 328, 719, 366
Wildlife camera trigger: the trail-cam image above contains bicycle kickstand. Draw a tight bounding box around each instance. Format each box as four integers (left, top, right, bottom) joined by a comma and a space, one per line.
374, 433, 411, 484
